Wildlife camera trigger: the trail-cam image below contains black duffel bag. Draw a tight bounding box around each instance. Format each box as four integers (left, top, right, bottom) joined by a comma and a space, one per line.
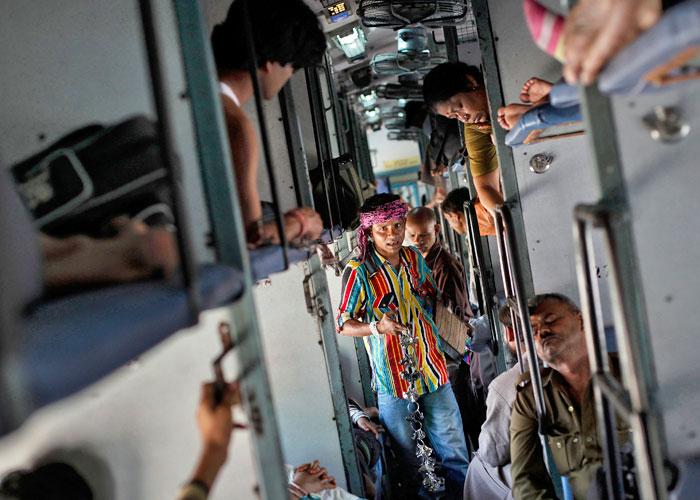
11, 115, 173, 237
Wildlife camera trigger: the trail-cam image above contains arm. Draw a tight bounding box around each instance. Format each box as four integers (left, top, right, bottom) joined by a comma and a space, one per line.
223, 100, 262, 227
473, 169, 504, 215
177, 382, 240, 500
478, 379, 514, 467
464, 126, 504, 214
510, 390, 557, 500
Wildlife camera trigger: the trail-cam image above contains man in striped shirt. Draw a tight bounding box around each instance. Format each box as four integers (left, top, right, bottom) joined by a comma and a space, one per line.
336, 193, 469, 498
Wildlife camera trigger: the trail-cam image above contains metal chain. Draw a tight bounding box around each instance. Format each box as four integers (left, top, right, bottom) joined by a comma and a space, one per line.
399, 319, 445, 493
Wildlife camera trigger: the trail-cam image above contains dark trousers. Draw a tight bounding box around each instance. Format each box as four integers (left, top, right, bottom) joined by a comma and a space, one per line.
448, 359, 487, 453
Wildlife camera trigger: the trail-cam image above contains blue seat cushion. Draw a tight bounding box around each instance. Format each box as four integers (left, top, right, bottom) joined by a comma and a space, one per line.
19, 264, 244, 406
599, 1, 700, 94
505, 104, 582, 147
250, 245, 311, 281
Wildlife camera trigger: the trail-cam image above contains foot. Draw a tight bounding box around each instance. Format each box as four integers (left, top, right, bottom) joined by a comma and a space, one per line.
497, 103, 532, 130
519, 77, 553, 104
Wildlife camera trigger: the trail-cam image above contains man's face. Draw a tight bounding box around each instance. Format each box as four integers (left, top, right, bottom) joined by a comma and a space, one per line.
529, 299, 585, 365
259, 62, 295, 100
434, 89, 490, 129
405, 218, 438, 256
443, 211, 467, 235
371, 218, 406, 260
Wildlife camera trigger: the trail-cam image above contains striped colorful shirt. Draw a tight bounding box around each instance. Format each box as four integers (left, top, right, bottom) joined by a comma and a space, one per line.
336, 245, 449, 398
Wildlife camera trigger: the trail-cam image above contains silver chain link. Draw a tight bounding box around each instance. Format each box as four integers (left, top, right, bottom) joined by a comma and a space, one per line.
399, 322, 445, 493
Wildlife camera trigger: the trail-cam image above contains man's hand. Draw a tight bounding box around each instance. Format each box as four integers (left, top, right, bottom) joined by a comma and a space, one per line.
563, 0, 661, 85
377, 310, 407, 336
357, 416, 384, 439
293, 461, 337, 493
197, 381, 241, 455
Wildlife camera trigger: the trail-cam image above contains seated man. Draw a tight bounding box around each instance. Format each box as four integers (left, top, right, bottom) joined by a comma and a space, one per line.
463, 305, 522, 500
422, 62, 504, 215
405, 207, 485, 449
336, 193, 468, 498
211, 0, 324, 245
510, 293, 630, 499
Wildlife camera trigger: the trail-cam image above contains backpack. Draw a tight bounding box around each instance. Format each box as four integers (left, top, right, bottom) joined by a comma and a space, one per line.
11, 115, 173, 237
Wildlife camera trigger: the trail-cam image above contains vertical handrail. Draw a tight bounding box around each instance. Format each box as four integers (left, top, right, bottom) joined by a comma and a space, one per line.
305, 66, 341, 233
463, 200, 500, 355
279, 83, 314, 209
138, 0, 200, 321
493, 208, 525, 372
241, 0, 289, 268
574, 203, 667, 500
573, 204, 626, 500
171, 0, 245, 267
494, 205, 546, 420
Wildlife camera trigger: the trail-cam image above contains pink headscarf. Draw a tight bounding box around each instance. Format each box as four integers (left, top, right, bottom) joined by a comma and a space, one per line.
357, 199, 408, 261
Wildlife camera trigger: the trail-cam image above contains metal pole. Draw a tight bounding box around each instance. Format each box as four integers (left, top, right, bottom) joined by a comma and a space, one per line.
496, 206, 546, 420
573, 209, 625, 500
138, 0, 200, 320
493, 209, 525, 372
464, 200, 501, 360
241, 0, 289, 268
579, 83, 668, 500
305, 66, 341, 232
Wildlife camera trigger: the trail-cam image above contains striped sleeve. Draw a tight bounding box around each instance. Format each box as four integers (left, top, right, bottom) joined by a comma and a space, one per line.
336, 261, 366, 332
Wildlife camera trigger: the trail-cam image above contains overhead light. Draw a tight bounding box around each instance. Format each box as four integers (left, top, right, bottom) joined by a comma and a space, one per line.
359, 90, 377, 110
333, 27, 367, 62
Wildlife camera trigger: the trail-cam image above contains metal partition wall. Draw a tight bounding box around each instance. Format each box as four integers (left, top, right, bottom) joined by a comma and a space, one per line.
471, 0, 534, 297
279, 67, 365, 495
171, 2, 288, 498
577, 85, 668, 500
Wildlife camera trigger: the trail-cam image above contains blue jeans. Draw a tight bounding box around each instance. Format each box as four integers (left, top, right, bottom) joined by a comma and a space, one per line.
379, 383, 469, 499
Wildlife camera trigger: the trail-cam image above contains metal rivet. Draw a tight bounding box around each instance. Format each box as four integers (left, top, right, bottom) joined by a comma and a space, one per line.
643, 105, 691, 143
568, 405, 574, 412
573, 437, 579, 443
586, 437, 593, 443
529, 153, 554, 174
556, 442, 562, 448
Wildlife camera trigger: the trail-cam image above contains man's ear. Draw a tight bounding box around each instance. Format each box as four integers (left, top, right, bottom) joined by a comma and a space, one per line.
259, 61, 274, 75
465, 74, 479, 90
434, 223, 441, 236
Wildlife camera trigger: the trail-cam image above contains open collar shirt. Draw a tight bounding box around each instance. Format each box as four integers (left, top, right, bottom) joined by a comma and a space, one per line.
336, 245, 449, 398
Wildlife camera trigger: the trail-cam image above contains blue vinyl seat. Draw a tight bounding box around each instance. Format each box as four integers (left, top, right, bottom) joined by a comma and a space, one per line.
18, 264, 244, 408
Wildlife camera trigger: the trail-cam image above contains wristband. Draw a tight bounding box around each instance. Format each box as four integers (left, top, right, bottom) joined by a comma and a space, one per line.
369, 321, 380, 337
287, 209, 308, 240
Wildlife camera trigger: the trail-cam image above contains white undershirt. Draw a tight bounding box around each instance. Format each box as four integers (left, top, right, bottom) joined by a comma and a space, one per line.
219, 81, 241, 107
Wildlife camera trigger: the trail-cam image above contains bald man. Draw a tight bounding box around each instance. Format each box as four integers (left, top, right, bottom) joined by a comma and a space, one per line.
406, 207, 472, 322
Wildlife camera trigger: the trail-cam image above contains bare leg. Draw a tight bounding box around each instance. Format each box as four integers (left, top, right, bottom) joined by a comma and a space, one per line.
42, 220, 178, 289
496, 103, 532, 130
519, 77, 553, 104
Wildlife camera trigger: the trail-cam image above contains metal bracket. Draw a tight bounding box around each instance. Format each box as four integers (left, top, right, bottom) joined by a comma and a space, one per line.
303, 274, 328, 321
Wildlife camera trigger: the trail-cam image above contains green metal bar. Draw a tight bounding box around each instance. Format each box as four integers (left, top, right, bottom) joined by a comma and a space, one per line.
306, 256, 366, 497
579, 85, 668, 500
172, 2, 288, 499
171, 0, 245, 267
472, 0, 534, 299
